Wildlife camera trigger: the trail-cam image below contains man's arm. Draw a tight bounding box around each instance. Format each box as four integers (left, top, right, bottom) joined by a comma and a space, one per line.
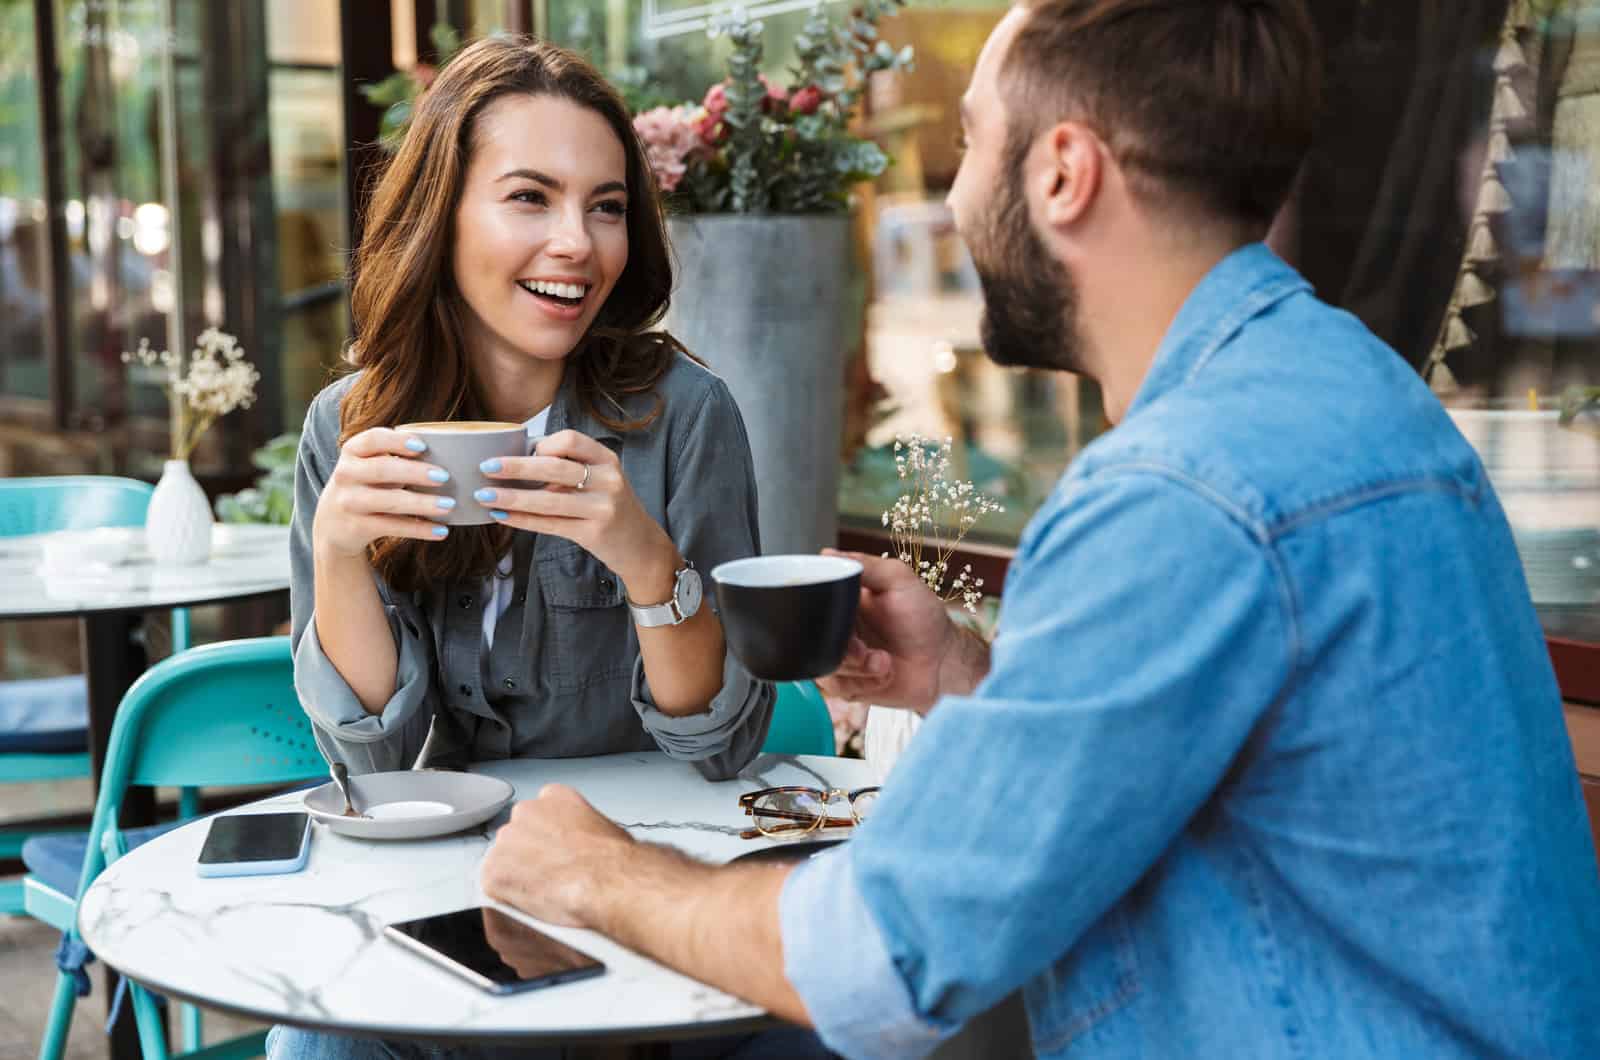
480, 787, 809, 1023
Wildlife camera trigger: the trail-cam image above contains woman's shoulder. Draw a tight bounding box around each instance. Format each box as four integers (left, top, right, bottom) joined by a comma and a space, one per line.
300, 371, 363, 452
656, 349, 735, 418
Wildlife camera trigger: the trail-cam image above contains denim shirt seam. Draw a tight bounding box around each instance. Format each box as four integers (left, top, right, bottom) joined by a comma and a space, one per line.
1182, 275, 1310, 385
1077, 457, 1305, 712
1266, 475, 1483, 540
1234, 843, 1310, 1058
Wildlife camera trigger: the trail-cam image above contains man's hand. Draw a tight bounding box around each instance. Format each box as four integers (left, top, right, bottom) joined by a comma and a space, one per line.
480, 785, 633, 929
816, 550, 991, 714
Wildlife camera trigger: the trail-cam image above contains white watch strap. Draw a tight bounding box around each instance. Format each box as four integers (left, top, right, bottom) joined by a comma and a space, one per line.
628, 598, 681, 628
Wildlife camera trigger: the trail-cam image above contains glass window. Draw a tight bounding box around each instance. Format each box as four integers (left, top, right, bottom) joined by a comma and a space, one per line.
266, 0, 347, 429
0, 0, 52, 401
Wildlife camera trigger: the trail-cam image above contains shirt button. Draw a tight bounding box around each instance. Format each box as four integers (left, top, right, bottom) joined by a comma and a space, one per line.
502, 678, 516, 690
513, 592, 526, 605
598, 577, 613, 593
458, 594, 473, 609
458, 683, 471, 697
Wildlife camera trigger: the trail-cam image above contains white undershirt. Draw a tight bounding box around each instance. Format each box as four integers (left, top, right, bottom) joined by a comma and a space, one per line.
481, 406, 550, 656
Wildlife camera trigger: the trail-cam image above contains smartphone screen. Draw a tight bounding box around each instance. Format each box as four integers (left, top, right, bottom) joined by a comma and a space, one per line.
385, 907, 606, 995
197, 812, 311, 865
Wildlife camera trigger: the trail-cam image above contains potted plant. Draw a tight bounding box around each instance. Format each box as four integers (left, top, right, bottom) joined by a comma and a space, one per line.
633, 1, 912, 557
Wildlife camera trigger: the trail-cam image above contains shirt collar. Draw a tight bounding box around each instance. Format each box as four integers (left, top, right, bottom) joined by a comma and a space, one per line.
1123, 242, 1311, 419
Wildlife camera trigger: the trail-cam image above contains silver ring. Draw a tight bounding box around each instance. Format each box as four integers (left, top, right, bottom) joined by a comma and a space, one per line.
576, 463, 591, 491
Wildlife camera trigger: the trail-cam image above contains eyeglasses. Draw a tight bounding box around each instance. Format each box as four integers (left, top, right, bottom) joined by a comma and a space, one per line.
738, 785, 881, 840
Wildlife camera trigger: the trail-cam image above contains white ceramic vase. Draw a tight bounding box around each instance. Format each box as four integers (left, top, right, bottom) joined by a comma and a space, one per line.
146, 459, 214, 565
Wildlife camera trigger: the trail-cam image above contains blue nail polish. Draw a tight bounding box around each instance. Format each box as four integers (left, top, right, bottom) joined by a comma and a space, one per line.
480, 458, 502, 473
428, 469, 450, 483
436, 497, 456, 510
431, 525, 449, 537
474, 488, 497, 503
405, 437, 427, 452
490, 509, 509, 521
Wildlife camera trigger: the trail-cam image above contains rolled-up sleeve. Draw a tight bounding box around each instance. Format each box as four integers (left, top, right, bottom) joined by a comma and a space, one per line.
630, 377, 774, 780
289, 383, 437, 774
782, 846, 954, 1059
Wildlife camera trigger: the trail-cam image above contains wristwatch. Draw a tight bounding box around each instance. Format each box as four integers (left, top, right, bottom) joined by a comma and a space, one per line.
627, 561, 702, 628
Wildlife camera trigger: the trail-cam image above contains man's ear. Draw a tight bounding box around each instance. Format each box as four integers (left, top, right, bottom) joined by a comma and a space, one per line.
1039, 121, 1103, 228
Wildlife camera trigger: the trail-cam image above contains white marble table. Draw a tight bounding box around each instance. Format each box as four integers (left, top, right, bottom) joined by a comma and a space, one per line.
0, 523, 291, 798
77, 751, 881, 1046
0, 524, 291, 619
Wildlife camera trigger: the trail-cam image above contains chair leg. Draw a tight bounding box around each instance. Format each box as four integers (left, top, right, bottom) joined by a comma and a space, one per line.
130, 983, 171, 1060
181, 1001, 203, 1052
36, 970, 78, 1060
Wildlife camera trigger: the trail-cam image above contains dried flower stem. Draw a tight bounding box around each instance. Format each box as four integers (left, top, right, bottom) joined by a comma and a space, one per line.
882, 435, 1003, 613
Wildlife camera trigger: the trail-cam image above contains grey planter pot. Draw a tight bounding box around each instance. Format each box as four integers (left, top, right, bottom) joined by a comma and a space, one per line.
665, 214, 854, 558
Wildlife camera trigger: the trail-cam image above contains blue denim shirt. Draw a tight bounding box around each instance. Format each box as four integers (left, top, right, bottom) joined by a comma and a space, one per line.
782, 245, 1600, 1059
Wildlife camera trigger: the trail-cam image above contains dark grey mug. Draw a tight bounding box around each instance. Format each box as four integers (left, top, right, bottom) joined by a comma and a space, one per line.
396, 421, 533, 527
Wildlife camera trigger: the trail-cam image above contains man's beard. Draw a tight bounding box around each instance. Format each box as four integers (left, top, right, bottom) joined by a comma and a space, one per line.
969, 143, 1087, 375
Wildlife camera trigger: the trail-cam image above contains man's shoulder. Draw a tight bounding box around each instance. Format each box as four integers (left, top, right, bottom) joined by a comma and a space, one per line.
1078, 298, 1479, 536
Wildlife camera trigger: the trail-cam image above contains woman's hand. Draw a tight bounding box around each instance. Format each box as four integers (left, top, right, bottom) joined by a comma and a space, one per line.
474, 429, 677, 599
311, 428, 456, 558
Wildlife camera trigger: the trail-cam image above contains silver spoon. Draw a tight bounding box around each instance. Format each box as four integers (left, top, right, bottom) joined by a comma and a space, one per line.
330, 761, 367, 819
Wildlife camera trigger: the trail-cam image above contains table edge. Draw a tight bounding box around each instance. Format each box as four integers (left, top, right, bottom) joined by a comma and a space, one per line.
0, 584, 289, 621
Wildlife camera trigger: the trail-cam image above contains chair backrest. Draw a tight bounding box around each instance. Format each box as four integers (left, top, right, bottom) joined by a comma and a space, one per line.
762, 681, 837, 757
0, 476, 153, 538
102, 637, 324, 792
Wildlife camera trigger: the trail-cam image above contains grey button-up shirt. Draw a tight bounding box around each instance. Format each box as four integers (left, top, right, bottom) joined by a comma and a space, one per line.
289, 354, 774, 780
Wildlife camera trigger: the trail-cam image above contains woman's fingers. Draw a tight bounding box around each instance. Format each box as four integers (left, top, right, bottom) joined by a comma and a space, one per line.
340, 453, 450, 489
481, 454, 598, 491
363, 513, 452, 542
473, 484, 605, 519
344, 484, 456, 521
346, 427, 430, 460
531, 429, 618, 467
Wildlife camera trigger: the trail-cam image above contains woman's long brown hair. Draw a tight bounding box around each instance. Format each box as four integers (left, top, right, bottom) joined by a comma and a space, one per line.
340, 37, 688, 593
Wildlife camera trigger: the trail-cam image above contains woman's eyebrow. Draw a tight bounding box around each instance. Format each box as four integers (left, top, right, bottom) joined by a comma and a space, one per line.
496, 168, 626, 198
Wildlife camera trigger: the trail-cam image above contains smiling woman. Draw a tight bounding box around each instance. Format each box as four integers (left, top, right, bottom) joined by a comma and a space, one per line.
284, 39, 777, 841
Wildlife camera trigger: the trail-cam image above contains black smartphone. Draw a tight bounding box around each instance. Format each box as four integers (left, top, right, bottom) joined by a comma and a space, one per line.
196, 812, 312, 878
384, 906, 606, 996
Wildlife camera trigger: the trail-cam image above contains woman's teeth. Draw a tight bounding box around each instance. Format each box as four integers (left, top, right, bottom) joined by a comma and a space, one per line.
519, 280, 588, 303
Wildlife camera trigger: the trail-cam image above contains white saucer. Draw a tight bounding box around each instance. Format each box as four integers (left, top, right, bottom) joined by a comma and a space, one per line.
303, 770, 515, 840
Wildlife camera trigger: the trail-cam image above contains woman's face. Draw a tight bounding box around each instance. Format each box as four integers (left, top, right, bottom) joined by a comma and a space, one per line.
452, 93, 630, 369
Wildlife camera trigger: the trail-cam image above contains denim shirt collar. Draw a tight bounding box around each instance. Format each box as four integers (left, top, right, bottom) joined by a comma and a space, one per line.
1124, 243, 1311, 419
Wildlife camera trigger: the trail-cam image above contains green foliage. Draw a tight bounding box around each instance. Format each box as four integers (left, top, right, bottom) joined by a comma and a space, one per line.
658, 0, 912, 215
214, 432, 299, 525
359, 22, 463, 151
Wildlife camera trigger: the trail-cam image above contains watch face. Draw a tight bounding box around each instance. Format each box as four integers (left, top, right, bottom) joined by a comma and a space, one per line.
677, 567, 703, 618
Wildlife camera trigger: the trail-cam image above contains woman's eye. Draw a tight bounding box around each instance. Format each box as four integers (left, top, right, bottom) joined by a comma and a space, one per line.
510, 189, 547, 206
593, 200, 627, 217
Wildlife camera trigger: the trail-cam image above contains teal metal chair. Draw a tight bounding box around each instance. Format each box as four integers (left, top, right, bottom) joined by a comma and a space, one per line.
761, 681, 837, 756
22, 636, 324, 1060
0, 476, 193, 915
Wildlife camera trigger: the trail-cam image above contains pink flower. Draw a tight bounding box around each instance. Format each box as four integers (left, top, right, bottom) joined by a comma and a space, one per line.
698, 83, 730, 146
759, 75, 788, 114
632, 105, 705, 192
790, 85, 823, 116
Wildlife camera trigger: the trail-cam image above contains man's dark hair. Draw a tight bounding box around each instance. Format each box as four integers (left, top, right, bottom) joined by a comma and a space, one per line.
1002, 0, 1322, 231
